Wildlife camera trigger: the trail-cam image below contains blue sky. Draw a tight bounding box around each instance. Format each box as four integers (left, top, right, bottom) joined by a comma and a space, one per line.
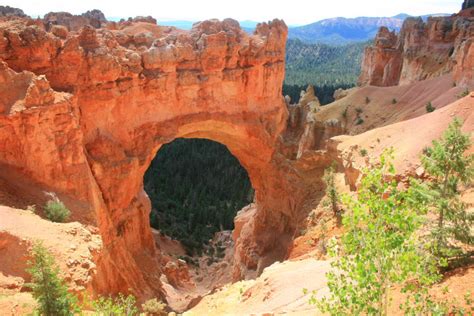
3, 0, 462, 25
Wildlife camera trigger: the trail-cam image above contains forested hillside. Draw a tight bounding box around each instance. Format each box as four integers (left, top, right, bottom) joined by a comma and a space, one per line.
144, 139, 253, 254
285, 39, 366, 86
284, 39, 366, 104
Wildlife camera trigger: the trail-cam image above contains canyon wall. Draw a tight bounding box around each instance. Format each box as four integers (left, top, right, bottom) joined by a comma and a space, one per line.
0, 13, 326, 301
359, 6, 474, 87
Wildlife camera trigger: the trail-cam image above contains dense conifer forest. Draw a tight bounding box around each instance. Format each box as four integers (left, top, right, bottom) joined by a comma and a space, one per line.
283, 39, 367, 104
285, 39, 366, 86
144, 139, 253, 254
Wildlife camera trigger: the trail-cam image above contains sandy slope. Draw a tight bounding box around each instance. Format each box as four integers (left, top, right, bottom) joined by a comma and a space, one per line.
315, 74, 472, 135
0, 206, 102, 315
185, 259, 331, 316
333, 91, 474, 174
186, 256, 473, 316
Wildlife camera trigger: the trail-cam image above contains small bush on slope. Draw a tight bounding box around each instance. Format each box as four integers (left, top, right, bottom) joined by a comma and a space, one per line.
426, 101, 436, 113
26, 242, 78, 316
91, 293, 139, 316
141, 298, 167, 315
458, 88, 470, 98
44, 194, 70, 223
323, 162, 341, 225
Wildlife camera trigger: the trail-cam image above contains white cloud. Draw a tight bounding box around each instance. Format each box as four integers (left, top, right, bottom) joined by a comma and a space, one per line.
2, 0, 462, 25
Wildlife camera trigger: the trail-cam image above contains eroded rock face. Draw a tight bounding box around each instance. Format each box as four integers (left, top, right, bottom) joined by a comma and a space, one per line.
0, 6, 28, 18
359, 9, 474, 87
44, 9, 107, 31
0, 14, 322, 301
358, 27, 402, 86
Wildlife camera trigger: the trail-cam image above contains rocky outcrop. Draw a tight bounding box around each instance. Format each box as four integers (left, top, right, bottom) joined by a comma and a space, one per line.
0, 6, 28, 18
0, 14, 326, 302
128, 16, 157, 24
44, 9, 107, 31
359, 7, 474, 87
358, 27, 402, 86
283, 86, 345, 160
333, 87, 355, 100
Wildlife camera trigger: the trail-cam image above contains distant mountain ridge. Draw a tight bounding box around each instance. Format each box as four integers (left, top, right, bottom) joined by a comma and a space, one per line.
288, 13, 450, 45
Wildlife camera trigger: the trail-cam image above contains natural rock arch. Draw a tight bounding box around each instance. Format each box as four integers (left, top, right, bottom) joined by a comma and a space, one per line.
0, 17, 323, 299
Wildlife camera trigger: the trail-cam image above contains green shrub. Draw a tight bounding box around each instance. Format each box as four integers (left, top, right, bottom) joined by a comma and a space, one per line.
355, 118, 364, 125
314, 151, 440, 315
26, 242, 78, 316
355, 107, 363, 114
365, 96, 371, 104
359, 148, 368, 157
341, 106, 348, 118
44, 199, 70, 223
91, 293, 138, 316
141, 298, 167, 315
392, 98, 397, 104
402, 287, 473, 315
458, 88, 470, 98
426, 101, 435, 113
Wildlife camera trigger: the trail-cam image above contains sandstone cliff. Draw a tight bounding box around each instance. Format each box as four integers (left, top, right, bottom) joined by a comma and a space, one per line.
359, 7, 474, 87
0, 13, 311, 301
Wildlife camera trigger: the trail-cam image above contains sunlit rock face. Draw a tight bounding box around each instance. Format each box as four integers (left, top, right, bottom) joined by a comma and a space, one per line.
359, 7, 474, 87
0, 13, 328, 300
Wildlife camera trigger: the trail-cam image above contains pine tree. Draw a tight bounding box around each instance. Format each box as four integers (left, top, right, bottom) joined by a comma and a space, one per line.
26, 242, 78, 316
421, 118, 474, 262
323, 162, 341, 224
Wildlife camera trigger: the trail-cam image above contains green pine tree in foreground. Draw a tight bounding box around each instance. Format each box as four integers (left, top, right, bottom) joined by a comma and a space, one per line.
26, 242, 78, 316
421, 118, 474, 263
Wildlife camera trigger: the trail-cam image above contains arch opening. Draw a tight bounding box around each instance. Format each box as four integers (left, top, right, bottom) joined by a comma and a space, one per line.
141, 137, 262, 308
144, 138, 254, 256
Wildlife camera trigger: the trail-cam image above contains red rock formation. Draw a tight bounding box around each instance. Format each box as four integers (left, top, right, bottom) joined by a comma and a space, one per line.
43, 10, 107, 31
0, 14, 324, 301
359, 8, 474, 87
358, 27, 402, 86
